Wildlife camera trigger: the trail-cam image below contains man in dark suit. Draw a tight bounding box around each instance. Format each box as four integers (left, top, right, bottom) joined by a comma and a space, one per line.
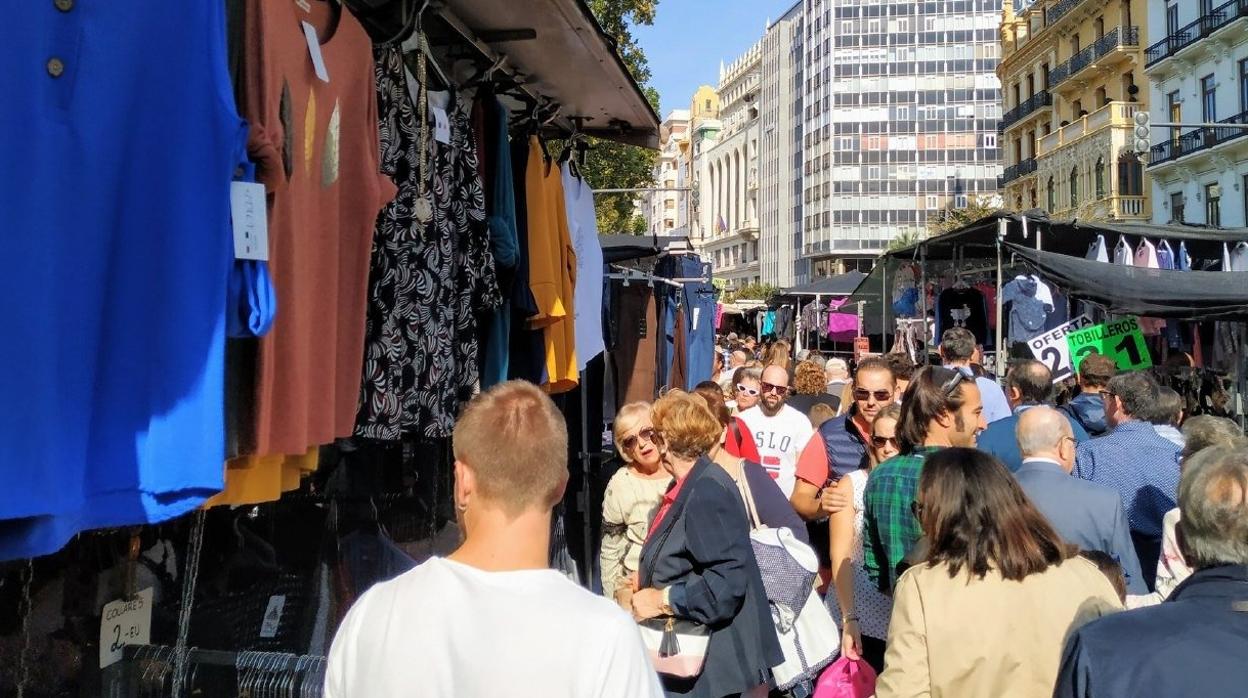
1013, 406, 1146, 594
976, 359, 1089, 473
1054, 446, 1248, 698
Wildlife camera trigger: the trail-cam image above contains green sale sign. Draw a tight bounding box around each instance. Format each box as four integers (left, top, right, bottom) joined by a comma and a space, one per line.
1066, 317, 1153, 373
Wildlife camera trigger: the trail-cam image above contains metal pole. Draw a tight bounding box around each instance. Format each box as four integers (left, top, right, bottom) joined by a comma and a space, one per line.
919, 244, 928, 364
881, 261, 888, 355
995, 219, 1007, 378
579, 369, 593, 585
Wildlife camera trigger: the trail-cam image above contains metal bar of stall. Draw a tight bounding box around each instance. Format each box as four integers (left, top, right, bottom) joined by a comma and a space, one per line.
919, 244, 928, 364
995, 218, 1007, 377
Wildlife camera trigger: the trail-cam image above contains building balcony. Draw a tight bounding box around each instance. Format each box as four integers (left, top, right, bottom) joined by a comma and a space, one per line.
738, 220, 760, 241
1149, 109, 1248, 167
1037, 101, 1140, 157
1050, 27, 1141, 92
1000, 158, 1039, 186
1050, 194, 1150, 221
1000, 91, 1053, 133
1146, 0, 1248, 70
1045, 0, 1091, 29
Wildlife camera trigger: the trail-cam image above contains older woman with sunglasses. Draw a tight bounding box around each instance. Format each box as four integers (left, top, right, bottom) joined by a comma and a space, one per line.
825, 404, 901, 673
601, 402, 673, 609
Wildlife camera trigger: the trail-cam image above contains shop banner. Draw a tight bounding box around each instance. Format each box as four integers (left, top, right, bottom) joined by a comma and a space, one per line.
1027, 314, 1094, 383
1066, 317, 1153, 374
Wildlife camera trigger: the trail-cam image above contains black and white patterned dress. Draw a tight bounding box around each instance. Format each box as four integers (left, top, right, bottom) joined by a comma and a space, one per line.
356, 47, 499, 440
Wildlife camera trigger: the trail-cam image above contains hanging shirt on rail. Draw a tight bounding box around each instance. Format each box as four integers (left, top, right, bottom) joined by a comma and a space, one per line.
563, 163, 605, 370
235, 0, 395, 458
0, 1, 245, 558
935, 286, 990, 348
525, 137, 578, 393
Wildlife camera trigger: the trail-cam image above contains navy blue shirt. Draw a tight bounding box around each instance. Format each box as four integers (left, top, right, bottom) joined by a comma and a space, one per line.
1055, 565, 1248, 698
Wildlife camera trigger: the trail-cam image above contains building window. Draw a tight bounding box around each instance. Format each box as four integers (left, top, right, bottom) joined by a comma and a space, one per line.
1166, 1, 1179, 36
954, 194, 969, 209
1168, 91, 1182, 145
1047, 178, 1056, 211
1206, 182, 1222, 226
925, 195, 939, 209
1202, 75, 1217, 123
984, 134, 997, 149
1118, 154, 1144, 196
1171, 191, 1185, 223
1240, 59, 1248, 114
1069, 167, 1079, 208
1094, 158, 1106, 199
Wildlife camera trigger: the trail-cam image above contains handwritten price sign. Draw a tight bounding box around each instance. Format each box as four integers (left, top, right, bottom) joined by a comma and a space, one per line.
99, 587, 153, 669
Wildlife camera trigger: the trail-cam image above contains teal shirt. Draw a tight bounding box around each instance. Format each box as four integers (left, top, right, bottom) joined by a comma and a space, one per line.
863, 447, 943, 592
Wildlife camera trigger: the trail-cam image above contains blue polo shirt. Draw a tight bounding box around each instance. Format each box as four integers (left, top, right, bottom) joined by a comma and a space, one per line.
0, 1, 244, 559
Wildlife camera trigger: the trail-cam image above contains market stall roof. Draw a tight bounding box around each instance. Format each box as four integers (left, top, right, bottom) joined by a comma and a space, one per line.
1007, 244, 1248, 320
842, 212, 1248, 329
780, 271, 868, 297
600, 234, 693, 264
882, 211, 1248, 262
437, 0, 660, 148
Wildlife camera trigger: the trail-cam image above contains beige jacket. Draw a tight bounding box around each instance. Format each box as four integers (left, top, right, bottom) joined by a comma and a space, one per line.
877, 557, 1122, 698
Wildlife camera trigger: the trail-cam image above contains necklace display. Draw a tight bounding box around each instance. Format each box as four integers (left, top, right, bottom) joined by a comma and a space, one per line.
413, 32, 433, 224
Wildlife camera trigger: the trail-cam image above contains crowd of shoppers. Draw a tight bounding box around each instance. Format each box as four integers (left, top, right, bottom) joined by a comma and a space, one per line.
328, 331, 1248, 698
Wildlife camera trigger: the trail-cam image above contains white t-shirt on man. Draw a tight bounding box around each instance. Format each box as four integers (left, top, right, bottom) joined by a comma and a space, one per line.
737, 404, 815, 498
326, 557, 663, 698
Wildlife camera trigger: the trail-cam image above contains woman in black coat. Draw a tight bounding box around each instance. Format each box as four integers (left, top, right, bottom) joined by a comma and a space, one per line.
631, 391, 783, 698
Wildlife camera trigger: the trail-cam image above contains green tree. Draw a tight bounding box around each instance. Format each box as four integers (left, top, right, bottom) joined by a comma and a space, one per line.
886, 229, 926, 252
926, 195, 1000, 236
726, 283, 779, 303
559, 0, 661, 235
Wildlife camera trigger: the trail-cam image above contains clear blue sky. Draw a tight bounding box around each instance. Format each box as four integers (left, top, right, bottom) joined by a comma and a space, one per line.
636, 0, 798, 116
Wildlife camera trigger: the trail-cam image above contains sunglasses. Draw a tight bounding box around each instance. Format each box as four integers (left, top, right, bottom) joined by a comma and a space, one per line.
853, 388, 893, 402
736, 384, 761, 397
940, 370, 968, 396
622, 428, 658, 452
871, 435, 899, 449
761, 382, 790, 396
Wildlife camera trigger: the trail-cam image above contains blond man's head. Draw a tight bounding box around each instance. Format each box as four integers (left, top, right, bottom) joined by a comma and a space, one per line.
452, 381, 569, 518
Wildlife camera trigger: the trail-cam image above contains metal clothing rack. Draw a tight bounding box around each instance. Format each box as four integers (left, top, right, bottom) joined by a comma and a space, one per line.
120, 645, 327, 697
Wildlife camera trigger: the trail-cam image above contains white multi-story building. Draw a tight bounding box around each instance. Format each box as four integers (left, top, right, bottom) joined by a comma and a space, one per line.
645, 109, 690, 235
1146, 0, 1248, 227
803, 0, 1004, 276
697, 42, 765, 289
760, 2, 807, 287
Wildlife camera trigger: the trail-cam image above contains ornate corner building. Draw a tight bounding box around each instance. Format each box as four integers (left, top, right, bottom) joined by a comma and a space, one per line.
998, 0, 1151, 221
1145, 0, 1248, 227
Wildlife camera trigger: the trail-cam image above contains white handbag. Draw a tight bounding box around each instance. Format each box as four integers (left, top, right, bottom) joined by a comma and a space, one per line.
738, 471, 842, 691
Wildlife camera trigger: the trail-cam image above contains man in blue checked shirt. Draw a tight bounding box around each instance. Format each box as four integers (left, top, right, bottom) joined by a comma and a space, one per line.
1074, 371, 1181, 591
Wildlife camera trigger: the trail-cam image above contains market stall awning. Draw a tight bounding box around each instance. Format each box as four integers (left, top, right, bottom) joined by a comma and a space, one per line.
437, 0, 660, 148
780, 271, 868, 297
882, 211, 1248, 263
1007, 244, 1248, 320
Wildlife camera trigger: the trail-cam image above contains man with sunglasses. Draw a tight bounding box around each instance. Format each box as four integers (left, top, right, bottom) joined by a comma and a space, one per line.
939, 327, 1011, 424
791, 357, 897, 523
862, 365, 985, 593
734, 365, 814, 498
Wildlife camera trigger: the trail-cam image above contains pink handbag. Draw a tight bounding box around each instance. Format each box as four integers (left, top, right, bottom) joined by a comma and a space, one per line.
814, 656, 877, 698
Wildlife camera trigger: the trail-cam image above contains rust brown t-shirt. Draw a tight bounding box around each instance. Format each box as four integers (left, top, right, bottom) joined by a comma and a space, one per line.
237, 0, 395, 457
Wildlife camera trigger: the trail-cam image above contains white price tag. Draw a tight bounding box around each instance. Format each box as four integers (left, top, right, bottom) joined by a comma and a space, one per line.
1027, 314, 1094, 383
230, 181, 270, 261
430, 104, 451, 144
99, 588, 153, 669
692, 307, 701, 332
259, 594, 287, 639
301, 21, 330, 83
